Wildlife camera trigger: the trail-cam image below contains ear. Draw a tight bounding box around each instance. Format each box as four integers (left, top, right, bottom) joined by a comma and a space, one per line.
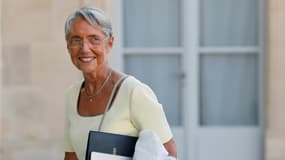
106, 35, 114, 52
66, 44, 72, 54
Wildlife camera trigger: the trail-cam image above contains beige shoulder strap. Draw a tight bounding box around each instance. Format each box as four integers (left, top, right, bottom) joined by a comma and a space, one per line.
98, 75, 128, 131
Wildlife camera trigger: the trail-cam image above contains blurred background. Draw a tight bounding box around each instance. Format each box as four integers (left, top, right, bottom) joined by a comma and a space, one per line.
0, 0, 284, 160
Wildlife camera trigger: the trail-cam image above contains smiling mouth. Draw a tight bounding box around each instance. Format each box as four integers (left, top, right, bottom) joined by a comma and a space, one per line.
79, 57, 96, 62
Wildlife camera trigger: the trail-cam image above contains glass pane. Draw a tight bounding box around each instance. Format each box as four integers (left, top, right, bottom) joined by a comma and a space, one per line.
123, 0, 181, 47
199, 54, 258, 126
200, 0, 258, 46
124, 54, 182, 126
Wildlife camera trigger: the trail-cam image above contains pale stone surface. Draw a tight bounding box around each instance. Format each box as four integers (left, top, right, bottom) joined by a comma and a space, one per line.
2, 45, 31, 85
3, 140, 63, 160
267, 0, 285, 134
30, 43, 80, 138
2, 86, 49, 141
81, 0, 112, 14
266, 0, 285, 160
10, 147, 61, 160
0, 2, 116, 158
51, 0, 81, 44
2, 86, 50, 159
266, 137, 285, 160
0, 0, 3, 159
0, 0, 112, 157
1, 42, 79, 159
2, 0, 53, 44
1, 0, 81, 159
3, 0, 52, 11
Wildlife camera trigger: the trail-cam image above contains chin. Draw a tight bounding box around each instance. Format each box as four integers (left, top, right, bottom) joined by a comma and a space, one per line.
82, 69, 97, 74
76, 66, 95, 74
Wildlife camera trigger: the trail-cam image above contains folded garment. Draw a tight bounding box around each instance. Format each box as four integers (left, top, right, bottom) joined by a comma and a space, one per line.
133, 130, 176, 160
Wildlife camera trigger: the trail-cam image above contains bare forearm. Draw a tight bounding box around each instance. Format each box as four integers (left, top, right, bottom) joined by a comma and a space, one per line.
64, 152, 78, 160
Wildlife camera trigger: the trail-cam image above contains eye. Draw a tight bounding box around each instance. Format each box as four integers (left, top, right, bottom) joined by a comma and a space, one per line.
69, 38, 82, 45
89, 36, 101, 44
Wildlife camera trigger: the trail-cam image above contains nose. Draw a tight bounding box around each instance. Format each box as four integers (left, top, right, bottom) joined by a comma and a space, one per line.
79, 40, 92, 53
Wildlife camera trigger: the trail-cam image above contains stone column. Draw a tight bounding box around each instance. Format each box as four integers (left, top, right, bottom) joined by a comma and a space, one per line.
266, 0, 285, 160
0, 0, 3, 158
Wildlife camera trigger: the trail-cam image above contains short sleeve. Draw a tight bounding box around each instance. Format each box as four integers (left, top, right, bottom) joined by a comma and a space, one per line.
130, 83, 173, 144
64, 92, 75, 152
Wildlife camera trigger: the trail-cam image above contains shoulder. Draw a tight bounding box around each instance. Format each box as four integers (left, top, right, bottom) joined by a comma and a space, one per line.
123, 76, 148, 91
124, 76, 157, 100
64, 80, 83, 115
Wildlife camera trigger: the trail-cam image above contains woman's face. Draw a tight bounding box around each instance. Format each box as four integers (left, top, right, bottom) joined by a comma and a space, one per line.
66, 17, 113, 74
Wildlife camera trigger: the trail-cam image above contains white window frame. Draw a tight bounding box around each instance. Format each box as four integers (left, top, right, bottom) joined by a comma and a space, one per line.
111, 0, 265, 159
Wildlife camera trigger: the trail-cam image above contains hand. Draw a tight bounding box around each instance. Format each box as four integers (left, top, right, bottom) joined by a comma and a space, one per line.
163, 138, 177, 158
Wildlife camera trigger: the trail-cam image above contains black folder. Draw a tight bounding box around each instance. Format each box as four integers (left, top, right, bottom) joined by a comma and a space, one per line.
85, 131, 138, 160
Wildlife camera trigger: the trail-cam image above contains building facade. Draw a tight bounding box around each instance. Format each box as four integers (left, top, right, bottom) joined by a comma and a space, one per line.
0, 0, 284, 159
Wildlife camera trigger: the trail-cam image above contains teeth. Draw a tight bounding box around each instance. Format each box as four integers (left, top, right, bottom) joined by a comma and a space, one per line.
80, 57, 95, 62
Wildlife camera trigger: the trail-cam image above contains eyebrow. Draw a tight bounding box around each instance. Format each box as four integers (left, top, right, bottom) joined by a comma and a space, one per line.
68, 35, 81, 39
69, 34, 103, 39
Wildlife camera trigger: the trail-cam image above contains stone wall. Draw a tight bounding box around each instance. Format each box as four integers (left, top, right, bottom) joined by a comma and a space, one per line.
266, 0, 285, 160
0, 0, 3, 159
0, 0, 111, 159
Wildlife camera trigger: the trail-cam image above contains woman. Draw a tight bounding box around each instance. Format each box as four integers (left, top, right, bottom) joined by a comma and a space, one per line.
64, 6, 177, 160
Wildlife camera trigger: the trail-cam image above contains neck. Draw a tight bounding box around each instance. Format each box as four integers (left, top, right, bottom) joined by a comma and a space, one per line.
83, 66, 112, 94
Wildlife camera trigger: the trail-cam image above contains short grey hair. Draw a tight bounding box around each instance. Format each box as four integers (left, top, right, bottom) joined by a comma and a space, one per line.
64, 6, 112, 40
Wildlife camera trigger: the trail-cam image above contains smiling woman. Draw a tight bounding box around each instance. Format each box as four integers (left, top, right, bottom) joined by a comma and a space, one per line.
66, 16, 113, 74
63, 6, 177, 160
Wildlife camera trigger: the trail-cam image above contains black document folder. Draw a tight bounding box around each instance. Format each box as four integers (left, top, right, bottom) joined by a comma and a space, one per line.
85, 131, 138, 160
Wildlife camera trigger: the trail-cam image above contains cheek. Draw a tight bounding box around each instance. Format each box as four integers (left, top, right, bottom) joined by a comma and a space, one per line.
92, 47, 106, 57
68, 49, 79, 63
68, 48, 79, 57
96, 52, 106, 64
67, 47, 74, 55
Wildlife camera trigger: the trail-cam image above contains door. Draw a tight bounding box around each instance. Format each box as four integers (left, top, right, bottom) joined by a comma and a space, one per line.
185, 0, 265, 159
112, 0, 265, 159
112, 0, 185, 159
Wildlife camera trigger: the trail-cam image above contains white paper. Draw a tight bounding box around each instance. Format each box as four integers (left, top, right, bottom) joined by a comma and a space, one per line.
91, 152, 132, 160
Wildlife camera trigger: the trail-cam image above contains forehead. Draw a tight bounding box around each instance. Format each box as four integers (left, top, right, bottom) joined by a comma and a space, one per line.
69, 17, 105, 37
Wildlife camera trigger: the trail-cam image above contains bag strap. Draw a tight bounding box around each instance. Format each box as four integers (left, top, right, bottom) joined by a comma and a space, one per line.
98, 75, 128, 131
